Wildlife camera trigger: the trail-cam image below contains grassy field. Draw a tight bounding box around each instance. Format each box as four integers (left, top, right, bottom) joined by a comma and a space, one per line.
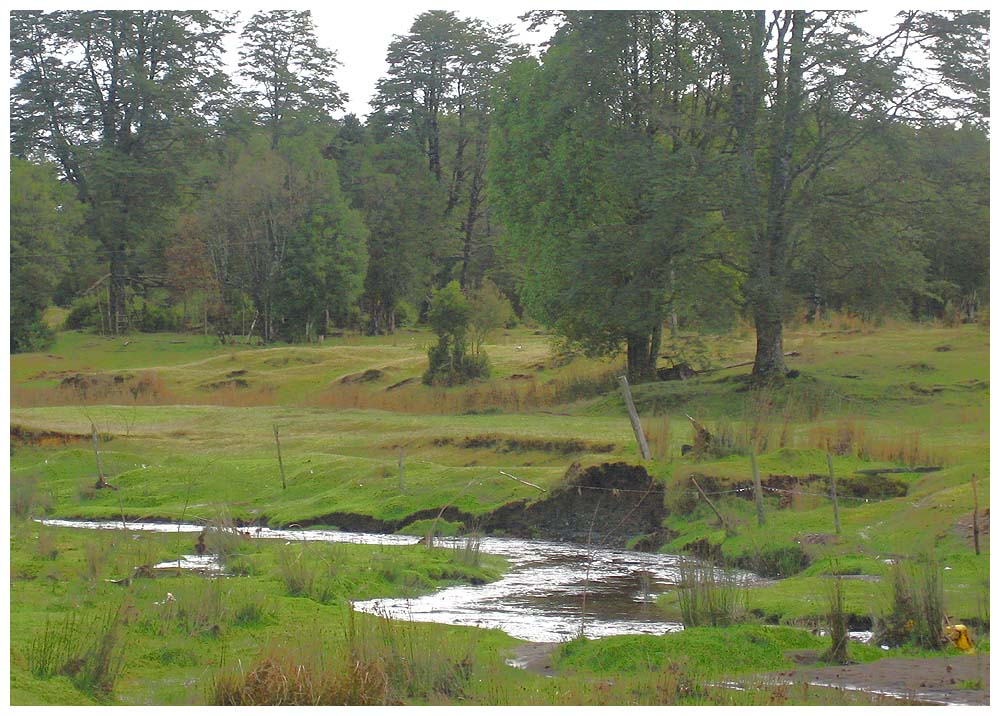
9, 318, 990, 704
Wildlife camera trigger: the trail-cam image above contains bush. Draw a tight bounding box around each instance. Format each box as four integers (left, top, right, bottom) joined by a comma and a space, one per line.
11, 316, 55, 353
136, 300, 183, 332
735, 544, 810, 579
64, 295, 102, 330
422, 281, 491, 386
394, 300, 416, 328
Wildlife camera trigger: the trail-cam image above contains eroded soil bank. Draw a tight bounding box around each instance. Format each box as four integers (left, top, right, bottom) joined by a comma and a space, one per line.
296, 462, 667, 549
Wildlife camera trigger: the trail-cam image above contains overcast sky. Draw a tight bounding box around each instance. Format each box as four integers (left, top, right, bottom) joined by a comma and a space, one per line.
6, 4, 939, 120
225, 5, 920, 120
227, 5, 553, 119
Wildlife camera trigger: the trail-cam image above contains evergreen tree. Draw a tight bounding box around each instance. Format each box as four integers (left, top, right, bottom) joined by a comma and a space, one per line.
10, 158, 86, 351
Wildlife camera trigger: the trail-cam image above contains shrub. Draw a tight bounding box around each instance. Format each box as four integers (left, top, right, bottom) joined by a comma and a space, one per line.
64, 294, 102, 330
735, 544, 810, 579
136, 300, 183, 332
422, 281, 490, 386
11, 317, 55, 353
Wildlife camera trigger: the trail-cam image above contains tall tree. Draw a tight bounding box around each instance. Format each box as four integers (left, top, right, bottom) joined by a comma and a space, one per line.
10, 158, 86, 351
491, 11, 727, 382
200, 131, 366, 343
705, 11, 936, 377
333, 129, 449, 334
238, 10, 346, 149
914, 11, 990, 129
10, 10, 232, 334
371, 11, 523, 288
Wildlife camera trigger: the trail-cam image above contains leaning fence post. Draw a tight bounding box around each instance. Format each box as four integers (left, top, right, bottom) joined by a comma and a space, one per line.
618, 375, 651, 460
273, 425, 287, 490
691, 475, 732, 535
750, 449, 766, 527
827, 451, 841, 536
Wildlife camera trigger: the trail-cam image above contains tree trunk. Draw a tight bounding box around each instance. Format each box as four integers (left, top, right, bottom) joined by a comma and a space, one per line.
626, 328, 660, 384
752, 307, 787, 377
109, 245, 127, 335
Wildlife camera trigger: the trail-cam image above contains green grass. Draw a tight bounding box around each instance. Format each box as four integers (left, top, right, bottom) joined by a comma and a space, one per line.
10, 319, 990, 704
9, 519, 511, 705
554, 625, 886, 678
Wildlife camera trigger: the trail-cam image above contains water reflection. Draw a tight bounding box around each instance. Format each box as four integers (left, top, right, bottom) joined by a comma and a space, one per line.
39, 519, 757, 642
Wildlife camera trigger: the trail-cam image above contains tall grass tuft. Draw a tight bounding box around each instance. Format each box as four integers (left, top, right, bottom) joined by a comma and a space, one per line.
211, 609, 477, 705
676, 560, 752, 628
821, 573, 849, 664
451, 533, 482, 568
811, 419, 947, 467
11, 471, 52, 519
27, 604, 126, 695
875, 556, 946, 649
211, 643, 392, 706
641, 416, 673, 461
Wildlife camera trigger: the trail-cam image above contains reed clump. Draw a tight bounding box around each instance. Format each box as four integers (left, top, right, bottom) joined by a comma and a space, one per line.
210, 609, 477, 705
27, 604, 126, 696
676, 560, 752, 628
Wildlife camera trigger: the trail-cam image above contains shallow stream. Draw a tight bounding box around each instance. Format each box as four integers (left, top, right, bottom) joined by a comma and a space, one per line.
40, 518, 759, 641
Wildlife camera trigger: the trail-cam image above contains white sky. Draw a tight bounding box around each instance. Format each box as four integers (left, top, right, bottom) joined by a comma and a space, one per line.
225, 5, 925, 120
232, 5, 555, 119
6, 4, 983, 121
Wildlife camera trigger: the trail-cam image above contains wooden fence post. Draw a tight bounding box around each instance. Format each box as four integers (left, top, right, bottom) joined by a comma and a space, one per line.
91, 423, 105, 484
691, 475, 732, 535
618, 375, 651, 460
971, 473, 980, 556
274, 425, 287, 490
827, 452, 841, 536
398, 447, 405, 493
751, 450, 766, 527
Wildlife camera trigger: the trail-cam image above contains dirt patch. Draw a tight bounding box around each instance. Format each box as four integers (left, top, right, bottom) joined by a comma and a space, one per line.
690, 471, 907, 506
59, 371, 165, 401
340, 368, 385, 384
508, 642, 560, 676
760, 655, 989, 706
10, 425, 96, 447
954, 508, 990, 546
201, 378, 250, 391
483, 462, 666, 547
433, 435, 616, 455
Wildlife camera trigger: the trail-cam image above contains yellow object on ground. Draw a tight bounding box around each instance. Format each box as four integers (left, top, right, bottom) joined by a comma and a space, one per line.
945, 624, 976, 654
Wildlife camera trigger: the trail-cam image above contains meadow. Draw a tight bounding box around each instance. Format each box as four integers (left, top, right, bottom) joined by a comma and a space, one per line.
9, 317, 990, 704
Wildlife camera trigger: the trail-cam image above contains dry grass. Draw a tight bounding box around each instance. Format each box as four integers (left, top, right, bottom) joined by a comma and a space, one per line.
809, 419, 947, 466
307, 367, 620, 415
210, 609, 477, 706
641, 416, 673, 461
